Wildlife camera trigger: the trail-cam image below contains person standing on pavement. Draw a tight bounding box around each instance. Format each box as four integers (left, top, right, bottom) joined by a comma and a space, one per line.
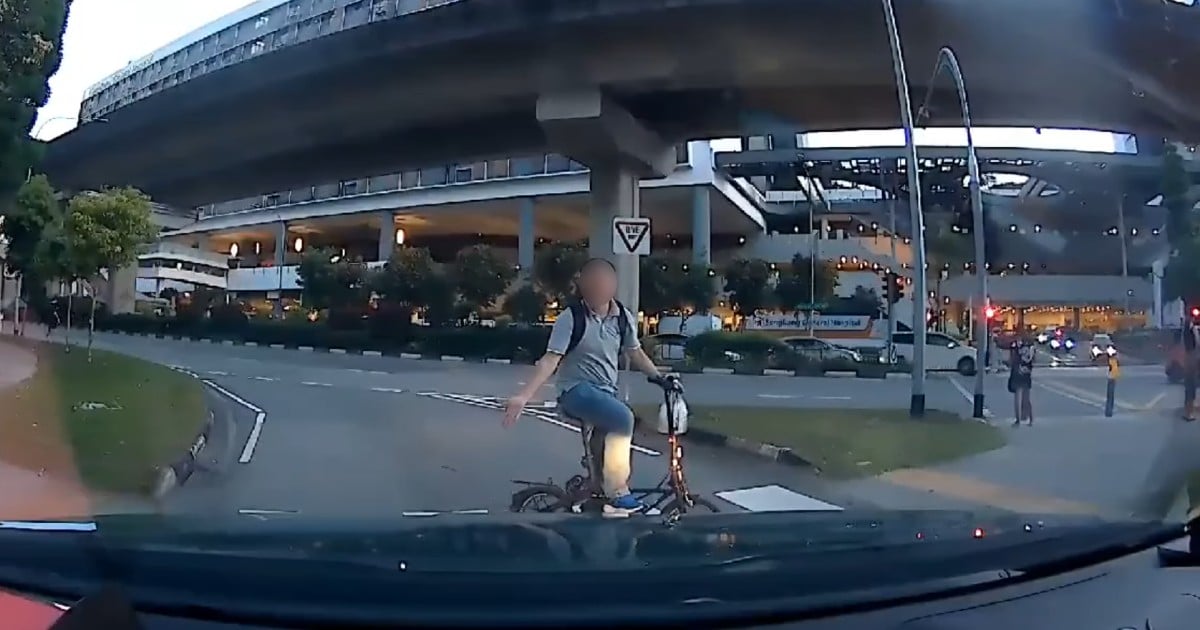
1007, 338, 1035, 426
1182, 319, 1200, 421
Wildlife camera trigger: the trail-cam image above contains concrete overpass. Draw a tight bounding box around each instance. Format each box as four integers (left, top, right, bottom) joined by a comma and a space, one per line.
42, 0, 1200, 209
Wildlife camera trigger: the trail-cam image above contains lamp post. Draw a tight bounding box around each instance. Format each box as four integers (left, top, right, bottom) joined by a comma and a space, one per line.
917, 47, 988, 420
880, 0, 929, 417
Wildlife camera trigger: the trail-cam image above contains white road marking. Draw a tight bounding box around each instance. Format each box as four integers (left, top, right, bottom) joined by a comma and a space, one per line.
0, 521, 98, 532
238, 508, 299, 516
202, 380, 267, 464
949, 377, 993, 418
400, 509, 491, 517
814, 396, 852, 401
370, 387, 405, 394
417, 392, 660, 456
206, 370, 230, 376
251, 376, 276, 382
401, 511, 440, 517
757, 394, 799, 399
715, 485, 842, 512
301, 381, 333, 388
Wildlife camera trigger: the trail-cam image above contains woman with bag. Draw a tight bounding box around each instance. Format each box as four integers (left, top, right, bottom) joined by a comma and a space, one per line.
1008, 338, 1035, 426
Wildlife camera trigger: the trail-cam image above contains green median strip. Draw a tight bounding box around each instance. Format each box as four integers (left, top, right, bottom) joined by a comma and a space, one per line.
0, 342, 207, 495
636, 405, 1006, 479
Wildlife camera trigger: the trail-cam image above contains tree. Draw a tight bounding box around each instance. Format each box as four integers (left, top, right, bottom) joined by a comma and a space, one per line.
296, 246, 370, 321
452, 244, 515, 317
845, 286, 883, 316
1162, 144, 1199, 308
65, 187, 158, 359
0, 0, 70, 202
503, 284, 548, 324
775, 253, 838, 311
639, 254, 682, 316
369, 246, 441, 318
676, 265, 718, 314
2, 175, 60, 331
534, 241, 587, 304
722, 258, 774, 315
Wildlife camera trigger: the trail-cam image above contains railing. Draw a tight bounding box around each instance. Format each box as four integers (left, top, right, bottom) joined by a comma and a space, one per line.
197, 145, 691, 219
139, 242, 230, 268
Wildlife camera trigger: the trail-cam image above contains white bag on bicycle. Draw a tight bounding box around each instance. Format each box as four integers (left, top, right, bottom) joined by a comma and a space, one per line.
656, 396, 689, 435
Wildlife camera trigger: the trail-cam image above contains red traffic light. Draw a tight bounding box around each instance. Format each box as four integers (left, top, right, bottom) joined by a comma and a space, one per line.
1191, 307, 1199, 318
984, 306, 996, 319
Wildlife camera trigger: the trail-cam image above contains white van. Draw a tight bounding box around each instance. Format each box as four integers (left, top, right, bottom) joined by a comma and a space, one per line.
892, 331, 977, 375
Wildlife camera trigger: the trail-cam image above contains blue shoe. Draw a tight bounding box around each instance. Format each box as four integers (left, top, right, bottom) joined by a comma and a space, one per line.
603, 494, 645, 517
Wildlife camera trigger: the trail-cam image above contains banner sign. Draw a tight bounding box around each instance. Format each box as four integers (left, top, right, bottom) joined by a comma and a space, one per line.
743, 312, 872, 332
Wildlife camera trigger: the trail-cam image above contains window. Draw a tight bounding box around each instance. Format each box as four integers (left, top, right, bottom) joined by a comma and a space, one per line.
255, 15, 270, 29
338, 180, 359, 196
251, 40, 266, 55
746, 135, 772, 151
453, 165, 475, 183
486, 159, 510, 179
264, 194, 281, 207
893, 333, 915, 345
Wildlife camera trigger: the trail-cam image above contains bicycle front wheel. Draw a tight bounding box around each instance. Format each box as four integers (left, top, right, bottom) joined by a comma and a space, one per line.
662, 494, 721, 515
510, 486, 570, 513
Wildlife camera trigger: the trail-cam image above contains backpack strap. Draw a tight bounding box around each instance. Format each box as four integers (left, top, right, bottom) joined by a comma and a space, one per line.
614, 299, 631, 350
564, 300, 587, 356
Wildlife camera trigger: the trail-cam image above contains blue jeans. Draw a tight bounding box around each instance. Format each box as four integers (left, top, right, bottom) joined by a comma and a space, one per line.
559, 383, 635, 497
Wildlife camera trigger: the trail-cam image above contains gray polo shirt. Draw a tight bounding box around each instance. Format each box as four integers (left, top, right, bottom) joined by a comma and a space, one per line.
547, 302, 639, 395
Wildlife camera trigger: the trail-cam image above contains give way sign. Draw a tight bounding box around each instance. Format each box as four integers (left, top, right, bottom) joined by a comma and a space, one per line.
612, 217, 651, 256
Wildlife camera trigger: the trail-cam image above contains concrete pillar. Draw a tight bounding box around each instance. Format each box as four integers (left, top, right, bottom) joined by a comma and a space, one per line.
518, 199, 535, 281
377, 211, 394, 262
104, 264, 138, 314
274, 221, 287, 317
691, 187, 711, 265
1152, 258, 1165, 328
588, 165, 640, 318
1072, 307, 1081, 329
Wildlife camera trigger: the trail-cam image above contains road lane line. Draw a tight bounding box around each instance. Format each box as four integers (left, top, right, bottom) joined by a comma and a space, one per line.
757, 394, 799, 400
815, 396, 852, 401
301, 381, 333, 388
881, 468, 1104, 516
370, 387, 405, 394
1145, 390, 1169, 410
949, 377, 993, 418
1038, 378, 1142, 411
206, 370, 230, 376
1034, 380, 1104, 409
238, 508, 298, 516
251, 376, 276, 382
201, 379, 266, 464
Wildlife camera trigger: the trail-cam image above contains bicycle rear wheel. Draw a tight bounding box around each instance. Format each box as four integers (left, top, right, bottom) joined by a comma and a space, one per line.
510, 486, 570, 513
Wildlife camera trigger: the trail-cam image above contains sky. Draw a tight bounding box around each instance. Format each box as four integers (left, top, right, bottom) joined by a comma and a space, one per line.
34, 0, 1123, 154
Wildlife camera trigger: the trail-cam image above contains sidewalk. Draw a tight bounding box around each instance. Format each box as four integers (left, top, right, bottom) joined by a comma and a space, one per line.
840, 411, 1195, 519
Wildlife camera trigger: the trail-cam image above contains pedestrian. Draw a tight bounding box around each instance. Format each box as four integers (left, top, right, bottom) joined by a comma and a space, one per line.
1007, 337, 1035, 426
1182, 319, 1200, 421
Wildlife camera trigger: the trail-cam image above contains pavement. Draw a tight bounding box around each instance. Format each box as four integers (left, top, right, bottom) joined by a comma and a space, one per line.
7, 327, 1198, 526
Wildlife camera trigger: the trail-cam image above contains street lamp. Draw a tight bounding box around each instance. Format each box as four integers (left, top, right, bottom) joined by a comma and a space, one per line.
917, 47, 988, 419
880, 0, 930, 417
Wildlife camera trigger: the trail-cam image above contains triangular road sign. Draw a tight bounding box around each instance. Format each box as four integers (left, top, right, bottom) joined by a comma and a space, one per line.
613, 218, 651, 256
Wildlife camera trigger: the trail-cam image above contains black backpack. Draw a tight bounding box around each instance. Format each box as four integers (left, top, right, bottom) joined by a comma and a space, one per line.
563, 299, 631, 356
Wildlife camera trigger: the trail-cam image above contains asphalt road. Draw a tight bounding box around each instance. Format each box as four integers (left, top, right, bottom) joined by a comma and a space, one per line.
64, 332, 877, 519
42, 330, 1192, 522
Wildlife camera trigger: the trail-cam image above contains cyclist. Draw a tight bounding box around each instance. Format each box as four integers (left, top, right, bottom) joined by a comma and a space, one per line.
502, 257, 667, 516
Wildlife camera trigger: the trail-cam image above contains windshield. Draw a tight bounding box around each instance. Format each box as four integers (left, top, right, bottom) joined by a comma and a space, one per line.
4, 0, 1200, 621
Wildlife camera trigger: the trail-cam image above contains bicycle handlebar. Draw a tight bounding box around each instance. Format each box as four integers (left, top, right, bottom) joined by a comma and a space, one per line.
647, 373, 683, 393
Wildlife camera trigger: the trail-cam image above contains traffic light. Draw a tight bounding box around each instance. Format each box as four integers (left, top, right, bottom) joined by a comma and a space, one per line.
984, 305, 997, 321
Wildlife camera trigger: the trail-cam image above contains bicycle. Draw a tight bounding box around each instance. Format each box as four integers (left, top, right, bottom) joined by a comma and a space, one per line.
510, 374, 720, 522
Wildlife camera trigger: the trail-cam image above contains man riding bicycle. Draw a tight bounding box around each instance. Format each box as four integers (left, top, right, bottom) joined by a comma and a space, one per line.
502, 257, 668, 516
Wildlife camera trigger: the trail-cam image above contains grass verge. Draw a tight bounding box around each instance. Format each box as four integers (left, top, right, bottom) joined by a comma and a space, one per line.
0, 341, 206, 495
635, 405, 1006, 479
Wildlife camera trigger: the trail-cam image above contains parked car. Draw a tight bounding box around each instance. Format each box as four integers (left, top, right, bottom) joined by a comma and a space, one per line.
780, 336, 863, 369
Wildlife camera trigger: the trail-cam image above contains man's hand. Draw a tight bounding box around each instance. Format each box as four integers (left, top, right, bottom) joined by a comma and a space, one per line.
502, 394, 530, 428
